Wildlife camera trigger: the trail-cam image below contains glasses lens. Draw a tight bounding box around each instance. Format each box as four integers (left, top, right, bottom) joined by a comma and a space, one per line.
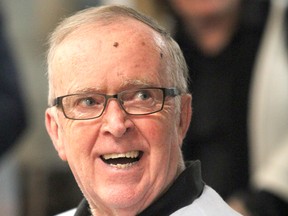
120, 88, 164, 115
58, 88, 173, 120
62, 94, 106, 119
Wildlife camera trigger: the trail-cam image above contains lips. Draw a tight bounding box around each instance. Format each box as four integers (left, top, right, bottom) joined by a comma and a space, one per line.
101, 150, 143, 168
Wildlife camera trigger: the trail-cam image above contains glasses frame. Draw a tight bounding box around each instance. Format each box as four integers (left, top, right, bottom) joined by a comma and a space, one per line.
52, 87, 181, 120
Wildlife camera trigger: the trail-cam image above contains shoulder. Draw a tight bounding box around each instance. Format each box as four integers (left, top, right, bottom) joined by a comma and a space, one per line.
170, 186, 242, 216
54, 208, 76, 216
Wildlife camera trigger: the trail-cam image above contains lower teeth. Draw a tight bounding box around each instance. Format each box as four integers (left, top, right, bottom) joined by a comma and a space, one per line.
110, 162, 136, 169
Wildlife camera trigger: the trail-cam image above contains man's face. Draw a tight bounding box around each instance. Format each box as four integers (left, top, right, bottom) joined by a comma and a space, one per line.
46, 19, 191, 214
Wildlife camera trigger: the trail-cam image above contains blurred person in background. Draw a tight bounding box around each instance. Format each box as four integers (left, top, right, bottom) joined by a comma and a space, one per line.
162, 0, 288, 215
0, 9, 26, 157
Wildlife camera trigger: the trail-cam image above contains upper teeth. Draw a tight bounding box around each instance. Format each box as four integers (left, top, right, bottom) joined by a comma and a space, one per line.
102, 151, 139, 160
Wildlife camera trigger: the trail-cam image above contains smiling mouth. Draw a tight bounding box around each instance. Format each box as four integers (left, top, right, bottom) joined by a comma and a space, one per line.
101, 151, 143, 169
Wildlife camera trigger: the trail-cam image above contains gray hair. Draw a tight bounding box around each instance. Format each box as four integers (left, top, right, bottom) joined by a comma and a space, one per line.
47, 5, 189, 105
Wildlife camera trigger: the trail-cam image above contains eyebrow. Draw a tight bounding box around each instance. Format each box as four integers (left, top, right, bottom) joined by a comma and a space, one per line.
71, 80, 157, 95
71, 87, 102, 95
121, 79, 154, 88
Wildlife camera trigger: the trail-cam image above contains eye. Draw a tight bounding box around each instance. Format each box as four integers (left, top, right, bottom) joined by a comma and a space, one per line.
75, 95, 104, 108
136, 90, 152, 101
121, 89, 153, 102
81, 97, 97, 106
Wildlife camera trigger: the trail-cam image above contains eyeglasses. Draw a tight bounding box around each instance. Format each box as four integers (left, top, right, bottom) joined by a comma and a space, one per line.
52, 87, 180, 120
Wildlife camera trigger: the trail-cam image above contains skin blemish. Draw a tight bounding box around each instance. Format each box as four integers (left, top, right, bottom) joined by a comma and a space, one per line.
160, 53, 163, 58
113, 42, 119, 47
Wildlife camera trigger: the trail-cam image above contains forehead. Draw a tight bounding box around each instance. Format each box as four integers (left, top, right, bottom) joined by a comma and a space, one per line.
52, 18, 167, 94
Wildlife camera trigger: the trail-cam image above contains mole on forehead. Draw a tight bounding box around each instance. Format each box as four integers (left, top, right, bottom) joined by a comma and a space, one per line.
61, 19, 162, 50
63, 31, 154, 53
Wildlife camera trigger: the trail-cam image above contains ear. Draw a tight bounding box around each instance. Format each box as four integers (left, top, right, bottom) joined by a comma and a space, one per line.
45, 108, 67, 161
178, 94, 192, 144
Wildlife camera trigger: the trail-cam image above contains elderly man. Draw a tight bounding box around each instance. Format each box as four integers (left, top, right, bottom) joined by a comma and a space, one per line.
45, 5, 241, 216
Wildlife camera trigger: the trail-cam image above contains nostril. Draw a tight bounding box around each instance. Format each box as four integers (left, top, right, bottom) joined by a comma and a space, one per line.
102, 116, 131, 138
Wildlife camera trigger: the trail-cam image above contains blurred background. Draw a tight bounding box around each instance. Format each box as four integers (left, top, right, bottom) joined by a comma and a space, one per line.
0, 0, 287, 216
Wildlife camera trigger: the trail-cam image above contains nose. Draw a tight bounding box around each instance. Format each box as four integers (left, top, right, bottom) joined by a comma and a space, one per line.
100, 99, 133, 138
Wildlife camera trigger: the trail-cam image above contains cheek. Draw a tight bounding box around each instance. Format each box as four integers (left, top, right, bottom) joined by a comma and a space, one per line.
139, 115, 179, 155
60, 121, 100, 187
140, 116, 181, 184
60, 120, 100, 159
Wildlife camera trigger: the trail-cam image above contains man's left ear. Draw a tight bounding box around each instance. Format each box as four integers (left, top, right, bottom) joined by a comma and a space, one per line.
178, 94, 192, 141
